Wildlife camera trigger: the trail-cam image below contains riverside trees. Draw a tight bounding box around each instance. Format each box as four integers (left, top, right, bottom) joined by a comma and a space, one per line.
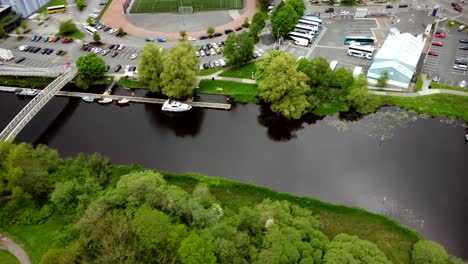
76, 53, 106, 89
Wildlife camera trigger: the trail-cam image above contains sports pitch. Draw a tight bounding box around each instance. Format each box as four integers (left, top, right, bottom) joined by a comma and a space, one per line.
130, 0, 243, 13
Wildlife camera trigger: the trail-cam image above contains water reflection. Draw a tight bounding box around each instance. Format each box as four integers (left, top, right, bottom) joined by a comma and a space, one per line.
144, 103, 204, 137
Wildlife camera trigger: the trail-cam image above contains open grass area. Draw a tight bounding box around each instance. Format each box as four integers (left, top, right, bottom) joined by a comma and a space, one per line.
197, 68, 223, 76
379, 94, 468, 122
130, 0, 242, 13
116, 77, 146, 89
219, 62, 257, 79
37, 0, 67, 13
198, 79, 259, 103
0, 214, 68, 264
0, 251, 19, 264
161, 171, 421, 264
0, 76, 54, 88
431, 82, 468, 93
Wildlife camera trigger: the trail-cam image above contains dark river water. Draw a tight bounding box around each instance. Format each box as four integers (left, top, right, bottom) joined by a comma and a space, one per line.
1, 92, 467, 258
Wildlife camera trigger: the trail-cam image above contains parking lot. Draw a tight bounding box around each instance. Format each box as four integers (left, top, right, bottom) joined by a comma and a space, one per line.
423, 26, 468, 87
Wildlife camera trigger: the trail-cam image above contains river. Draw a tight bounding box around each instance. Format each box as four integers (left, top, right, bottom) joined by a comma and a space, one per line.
1, 91, 467, 258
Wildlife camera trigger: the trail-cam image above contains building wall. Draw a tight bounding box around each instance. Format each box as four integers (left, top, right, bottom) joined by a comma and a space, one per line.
0, 0, 51, 18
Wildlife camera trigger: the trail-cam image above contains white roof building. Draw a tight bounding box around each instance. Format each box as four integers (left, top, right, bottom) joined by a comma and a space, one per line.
367, 31, 425, 90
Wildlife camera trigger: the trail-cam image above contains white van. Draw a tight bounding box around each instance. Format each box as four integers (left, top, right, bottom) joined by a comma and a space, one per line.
329, 61, 338, 71
458, 25, 466, 31
295, 39, 309, 47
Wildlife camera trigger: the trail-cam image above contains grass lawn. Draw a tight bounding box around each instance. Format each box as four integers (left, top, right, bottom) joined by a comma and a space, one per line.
37, 0, 67, 13
414, 74, 423, 92
117, 77, 146, 89
131, 0, 243, 13
219, 62, 257, 79
198, 79, 259, 103
431, 82, 468, 93
0, 76, 54, 88
197, 68, 223, 76
379, 94, 468, 122
0, 214, 67, 264
161, 171, 421, 264
0, 251, 19, 264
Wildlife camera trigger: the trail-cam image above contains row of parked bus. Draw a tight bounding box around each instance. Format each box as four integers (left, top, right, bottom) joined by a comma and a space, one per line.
287, 16, 323, 46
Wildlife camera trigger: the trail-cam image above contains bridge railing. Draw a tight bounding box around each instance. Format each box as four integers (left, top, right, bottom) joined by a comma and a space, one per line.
0, 67, 78, 141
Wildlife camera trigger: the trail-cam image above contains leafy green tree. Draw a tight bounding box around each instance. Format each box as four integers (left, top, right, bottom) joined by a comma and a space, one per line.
160, 41, 199, 99
449, 256, 468, 264
58, 19, 78, 35
178, 232, 217, 264
286, 0, 306, 17
76, 53, 106, 88
250, 12, 266, 43
180, 30, 187, 40
223, 31, 254, 66
331, 67, 354, 89
377, 71, 389, 88
297, 57, 334, 88
20, 20, 28, 31
92, 31, 101, 43
242, 17, 250, 28
75, 0, 86, 10
412, 240, 449, 264
346, 74, 380, 114
15, 28, 20, 35
324, 234, 391, 264
0, 23, 7, 39
272, 4, 297, 37
51, 178, 102, 217
86, 17, 93, 25
209, 221, 251, 264
138, 43, 166, 93
256, 50, 286, 80
207, 27, 215, 38
258, 53, 312, 119
118, 27, 125, 35
341, 0, 357, 5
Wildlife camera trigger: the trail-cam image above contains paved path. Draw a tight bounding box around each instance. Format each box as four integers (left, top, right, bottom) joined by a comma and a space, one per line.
371, 88, 468, 97
0, 235, 31, 264
101, 0, 259, 40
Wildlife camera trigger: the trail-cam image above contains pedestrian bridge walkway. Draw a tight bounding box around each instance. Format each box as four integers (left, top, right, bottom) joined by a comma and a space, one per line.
0, 67, 78, 141
0, 65, 67, 77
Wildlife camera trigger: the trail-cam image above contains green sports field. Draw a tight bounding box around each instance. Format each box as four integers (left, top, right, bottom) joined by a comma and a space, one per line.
130, 0, 243, 13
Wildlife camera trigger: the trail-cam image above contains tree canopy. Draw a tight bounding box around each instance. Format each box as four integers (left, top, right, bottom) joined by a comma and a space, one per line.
346, 74, 381, 114
0, 22, 7, 39
271, 4, 298, 38
58, 19, 78, 36
223, 31, 254, 66
411, 240, 449, 264
76, 53, 106, 88
138, 43, 166, 93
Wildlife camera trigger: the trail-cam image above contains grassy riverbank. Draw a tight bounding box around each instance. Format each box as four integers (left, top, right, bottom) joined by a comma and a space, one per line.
0, 251, 19, 264
0, 76, 54, 88
219, 62, 257, 79
431, 83, 468, 93
116, 77, 146, 89
198, 79, 259, 103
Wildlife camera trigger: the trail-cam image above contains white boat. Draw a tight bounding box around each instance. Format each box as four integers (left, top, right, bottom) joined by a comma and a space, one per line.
18, 89, 38, 97
465, 134, 468, 141
82, 96, 95, 103
116, 98, 129, 106
161, 99, 192, 112
98, 97, 113, 104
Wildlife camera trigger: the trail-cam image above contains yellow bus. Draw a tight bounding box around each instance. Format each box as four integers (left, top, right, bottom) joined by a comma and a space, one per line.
47, 5, 67, 14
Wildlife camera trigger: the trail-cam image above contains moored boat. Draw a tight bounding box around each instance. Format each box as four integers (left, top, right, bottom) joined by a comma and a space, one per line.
116, 98, 129, 106
17, 89, 38, 97
82, 96, 95, 103
161, 99, 192, 112
98, 97, 113, 104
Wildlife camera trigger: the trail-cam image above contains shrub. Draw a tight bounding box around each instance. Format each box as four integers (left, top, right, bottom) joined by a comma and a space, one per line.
412, 240, 449, 264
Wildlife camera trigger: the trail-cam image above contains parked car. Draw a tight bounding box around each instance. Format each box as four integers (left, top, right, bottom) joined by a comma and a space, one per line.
459, 80, 466, 88
102, 49, 111, 56
114, 65, 122, 72
188, 36, 196, 41
451, 2, 459, 7
157, 38, 167, 42
459, 45, 468, 50
145, 37, 154, 42
61, 37, 68, 43
432, 76, 439, 83
213, 32, 222, 37
199, 63, 205, 71
386, 4, 393, 8
41, 49, 48, 54
203, 63, 209, 69
33, 47, 41, 53
458, 25, 466, 31
453, 64, 467, 71
54, 36, 61, 42
325, 7, 334, 13
31, 35, 37, 41
130, 53, 137, 60
235, 26, 243, 31
428, 51, 439, 56
93, 9, 101, 13
46, 49, 54, 55
109, 28, 117, 34
398, 3, 408, 8
209, 61, 216, 68
455, 58, 467, 65
432, 41, 443, 47
105, 65, 110, 72
435, 32, 447, 38
43, 36, 49, 42
15, 57, 25, 63
56, 50, 63, 55
459, 39, 468, 43
200, 50, 206, 57
117, 44, 125, 50
111, 52, 119, 57
35, 36, 42, 42
199, 35, 208, 40
310, 0, 319, 3
454, 5, 463, 12
224, 29, 233, 34
219, 59, 226, 67
108, 44, 115, 49
214, 60, 220, 67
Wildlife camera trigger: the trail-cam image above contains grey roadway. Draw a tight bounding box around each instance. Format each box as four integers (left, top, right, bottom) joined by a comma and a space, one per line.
0, 234, 31, 264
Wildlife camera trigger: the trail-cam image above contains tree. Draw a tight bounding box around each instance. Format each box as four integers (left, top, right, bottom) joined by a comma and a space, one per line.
179, 30, 187, 40
160, 41, 199, 99
15, 28, 20, 35
138, 44, 166, 93
297, 57, 334, 88
250, 12, 266, 43
324, 234, 391, 264
223, 31, 254, 66
271, 4, 297, 38
207, 27, 215, 38
75, 0, 86, 10
20, 20, 28, 31
377, 71, 389, 87
286, 0, 306, 18
331, 67, 354, 89
76, 53, 106, 88
86, 17, 93, 25
178, 232, 216, 264
412, 240, 449, 264
92, 31, 101, 43
257, 53, 312, 119
0, 23, 7, 39
242, 17, 250, 28
118, 27, 125, 34
58, 19, 78, 35
256, 50, 285, 80
346, 74, 380, 114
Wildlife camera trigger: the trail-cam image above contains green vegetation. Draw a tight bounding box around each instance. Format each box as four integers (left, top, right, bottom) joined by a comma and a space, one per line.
271, 0, 305, 37
431, 82, 468, 92
96, 0, 113, 22
130, 0, 243, 13
0, 22, 7, 39
117, 77, 146, 89
0, 76, 53, 88
76, 53, 106, 89
0, 142, 439, 264
57, 19, 79, 37
415, 74, 423, 92
75, 0, 86, 11
198, 80, 259, 103
250, 11, 266, 42
37, 0, 67, 13
197, 68, 222, 76
0, 251, 19, 264
138, 43, 166, 92
378, 94, 468, 122
207, 26, 215, 38
219, 61, 257, 79
223, 31, 254, 66
412, 240, 448, 264
446, 20, 462, 27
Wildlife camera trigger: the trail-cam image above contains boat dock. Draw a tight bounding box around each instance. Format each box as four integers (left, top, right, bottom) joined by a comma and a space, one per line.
0, 86, 231, 110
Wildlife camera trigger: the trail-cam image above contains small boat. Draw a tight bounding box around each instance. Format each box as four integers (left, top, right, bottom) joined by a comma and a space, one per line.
98, 97, 113, 104
465, 134, 468, 141
116, 98, 129, 106
82, 96, 95, 103
161, 99, 192, 112
14, 88, 22, 95
17, 89, 38, 97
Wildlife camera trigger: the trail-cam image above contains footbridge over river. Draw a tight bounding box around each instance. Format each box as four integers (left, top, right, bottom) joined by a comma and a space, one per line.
0, 67, 78, 141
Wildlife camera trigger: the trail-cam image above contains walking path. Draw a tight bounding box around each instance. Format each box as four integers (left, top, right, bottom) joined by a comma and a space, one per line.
101, 0, 259, 40
0, 234, 31, 264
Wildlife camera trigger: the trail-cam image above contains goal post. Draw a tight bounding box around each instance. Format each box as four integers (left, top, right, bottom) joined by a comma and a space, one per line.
178, 5, 194, 14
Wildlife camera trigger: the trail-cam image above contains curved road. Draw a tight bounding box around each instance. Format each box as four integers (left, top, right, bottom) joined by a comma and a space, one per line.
0, 235, 31, 264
